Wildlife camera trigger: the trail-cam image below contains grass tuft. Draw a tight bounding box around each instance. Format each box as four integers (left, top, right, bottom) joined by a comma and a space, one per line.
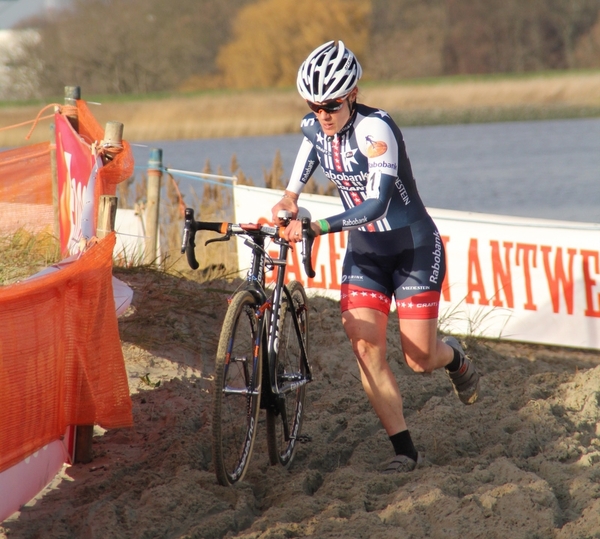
0, 229, 61, 285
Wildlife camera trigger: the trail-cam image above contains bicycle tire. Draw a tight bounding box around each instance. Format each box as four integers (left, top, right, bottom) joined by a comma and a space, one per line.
212, 291, 263, 486
266, 280, 309, 468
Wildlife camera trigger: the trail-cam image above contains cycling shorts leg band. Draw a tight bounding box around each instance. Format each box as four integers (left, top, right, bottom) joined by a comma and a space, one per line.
395, 290, 441, 320
341, 285, 441, 320
340, 284, 391, 315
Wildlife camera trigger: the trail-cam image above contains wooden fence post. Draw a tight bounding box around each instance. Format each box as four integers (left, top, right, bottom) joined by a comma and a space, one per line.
102, 121, 124, 161
50, 123, 59, 240
63, 85, 80, 131
63, 84, 89, 464
52, 86, 80, 242
97, 196, 118, 239
145, 148, 162, 265
73, 119, 123, 465
73, 194, 118, 464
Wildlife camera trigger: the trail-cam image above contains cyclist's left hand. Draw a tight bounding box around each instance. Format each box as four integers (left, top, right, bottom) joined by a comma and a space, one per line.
271, 194, 298, 225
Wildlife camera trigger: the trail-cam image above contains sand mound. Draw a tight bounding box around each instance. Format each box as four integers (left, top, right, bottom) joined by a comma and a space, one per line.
2, 267, 599, 539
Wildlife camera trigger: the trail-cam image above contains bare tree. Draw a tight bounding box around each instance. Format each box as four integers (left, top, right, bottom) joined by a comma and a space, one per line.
8, 0, 253, 97
441, 0, 600, 74
4, 0, 600, 99
0, 29, 41, 99
216, 0, 370, 89
368, 0, 447, 79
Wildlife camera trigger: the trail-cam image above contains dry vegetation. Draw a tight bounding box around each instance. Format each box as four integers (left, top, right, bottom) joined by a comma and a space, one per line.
0, 229, 60, 285
2, 70, 600, 147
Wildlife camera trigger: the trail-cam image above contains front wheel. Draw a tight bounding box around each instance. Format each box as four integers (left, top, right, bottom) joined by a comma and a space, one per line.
212, 291, 263, 486
266, 280, 309, 468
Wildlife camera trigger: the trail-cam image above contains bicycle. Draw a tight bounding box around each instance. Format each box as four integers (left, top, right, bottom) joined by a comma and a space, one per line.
181, 207, 316, 486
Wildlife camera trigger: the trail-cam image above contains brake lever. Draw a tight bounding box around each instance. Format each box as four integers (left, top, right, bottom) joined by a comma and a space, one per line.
182, 207, 200, 270
205, 234, 231, 246
301, 217, 316, 278
181, 226, 191, 255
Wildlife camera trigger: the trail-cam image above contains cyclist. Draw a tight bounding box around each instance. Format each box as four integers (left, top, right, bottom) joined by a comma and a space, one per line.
271, 40, 480, 473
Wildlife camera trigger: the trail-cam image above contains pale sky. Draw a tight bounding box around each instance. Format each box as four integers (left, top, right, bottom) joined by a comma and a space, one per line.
0, 0, 69, 30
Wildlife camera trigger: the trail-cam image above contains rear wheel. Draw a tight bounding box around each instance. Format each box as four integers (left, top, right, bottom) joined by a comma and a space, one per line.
212, 291, 263, 486
266, 281, 309, 467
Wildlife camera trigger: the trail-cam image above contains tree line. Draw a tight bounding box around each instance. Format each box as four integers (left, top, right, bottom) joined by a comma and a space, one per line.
4, 0, 600, 99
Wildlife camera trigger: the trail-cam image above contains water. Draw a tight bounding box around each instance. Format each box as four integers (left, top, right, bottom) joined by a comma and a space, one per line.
130, 117, 600, 224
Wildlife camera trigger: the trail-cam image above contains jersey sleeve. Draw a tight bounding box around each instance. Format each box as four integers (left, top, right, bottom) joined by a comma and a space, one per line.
324, 115, 400, 233
285, 114, 322, 195
323, 173, 395, 233
286, 136, 319, 195
358, 115, 400, 189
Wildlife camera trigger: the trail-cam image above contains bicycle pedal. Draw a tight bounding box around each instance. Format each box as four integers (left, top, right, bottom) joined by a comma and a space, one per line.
297, 434, 312, 444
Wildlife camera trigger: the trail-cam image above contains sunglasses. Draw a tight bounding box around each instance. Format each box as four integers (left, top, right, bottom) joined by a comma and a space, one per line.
306, 97, 346, 114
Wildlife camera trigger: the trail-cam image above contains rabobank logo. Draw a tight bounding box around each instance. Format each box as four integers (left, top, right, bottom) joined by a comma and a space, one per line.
324, 169, 369, 184
370, 161, 397, 171
301, 162, 315, 183
429, 231, 443, 285
343, 217, 368, 227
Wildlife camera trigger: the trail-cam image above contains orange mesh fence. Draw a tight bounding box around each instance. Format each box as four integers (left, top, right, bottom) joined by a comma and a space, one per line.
0, 233, 133, 473
0, 100, 135, 473
0, 142, 54, 235
76, 100, 134, 193
75, 99, 103, 147
0, 101, 134, 238
76, 100, 134, 228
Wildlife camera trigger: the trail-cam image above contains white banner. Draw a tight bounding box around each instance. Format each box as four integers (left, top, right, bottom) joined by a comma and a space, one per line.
0, 439, 69, 522
233, 184, 600, 350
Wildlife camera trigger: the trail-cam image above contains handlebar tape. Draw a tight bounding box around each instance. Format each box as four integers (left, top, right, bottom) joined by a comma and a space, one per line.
301, 217, 316, 278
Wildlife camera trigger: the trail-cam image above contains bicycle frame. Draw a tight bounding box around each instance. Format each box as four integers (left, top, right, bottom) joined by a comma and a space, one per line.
182, 207, 315, 482
239, 231, 312, 400
181, 207, 313, 399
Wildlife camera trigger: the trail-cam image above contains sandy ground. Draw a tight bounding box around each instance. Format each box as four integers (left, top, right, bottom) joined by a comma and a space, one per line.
2, 267, 600, 539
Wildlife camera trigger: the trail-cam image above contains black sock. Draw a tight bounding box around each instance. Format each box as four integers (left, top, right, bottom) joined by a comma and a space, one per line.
389, 429, 418, 461
445, 347, 462, 372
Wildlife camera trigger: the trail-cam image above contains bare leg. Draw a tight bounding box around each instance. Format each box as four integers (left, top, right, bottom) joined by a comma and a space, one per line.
398, 318, 454, 373
400, 318, 480, 404
342, 308, 463, 434
342, 307, 407, 435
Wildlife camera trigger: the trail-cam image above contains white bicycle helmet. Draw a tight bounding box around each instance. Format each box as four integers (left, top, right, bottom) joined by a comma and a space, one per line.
297, 40, 362, 103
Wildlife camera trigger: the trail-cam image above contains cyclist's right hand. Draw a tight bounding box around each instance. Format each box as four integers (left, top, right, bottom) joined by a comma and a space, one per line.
281, 218, 320, 243
271, 192, 299, 225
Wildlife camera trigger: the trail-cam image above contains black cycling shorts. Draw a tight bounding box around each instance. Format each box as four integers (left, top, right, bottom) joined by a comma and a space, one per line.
340, 216, 446, 319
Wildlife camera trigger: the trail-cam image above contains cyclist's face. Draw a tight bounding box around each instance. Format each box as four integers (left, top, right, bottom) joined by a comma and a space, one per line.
312, 88, 357, 137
